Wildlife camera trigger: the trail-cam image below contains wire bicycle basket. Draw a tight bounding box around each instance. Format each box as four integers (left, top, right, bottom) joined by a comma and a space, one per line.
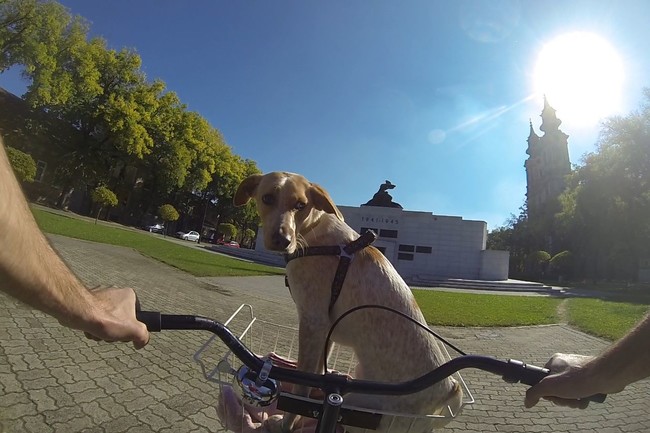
194, 304, 474, 432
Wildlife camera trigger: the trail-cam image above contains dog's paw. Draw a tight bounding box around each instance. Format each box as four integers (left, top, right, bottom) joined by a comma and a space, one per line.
263, 414, 285, 433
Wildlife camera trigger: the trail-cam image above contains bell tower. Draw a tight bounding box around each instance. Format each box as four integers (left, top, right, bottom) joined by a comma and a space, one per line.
524, 96, 571, 223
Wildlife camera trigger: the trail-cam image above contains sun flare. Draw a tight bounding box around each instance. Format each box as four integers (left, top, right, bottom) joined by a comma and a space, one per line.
533, 32, 624, 126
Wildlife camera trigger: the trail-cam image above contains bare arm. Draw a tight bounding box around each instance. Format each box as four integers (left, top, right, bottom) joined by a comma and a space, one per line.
525, 313, 650, 408
0, 138, 148, 348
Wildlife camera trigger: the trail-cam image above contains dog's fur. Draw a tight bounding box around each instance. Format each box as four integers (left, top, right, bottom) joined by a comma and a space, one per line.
235, 172, 462, 432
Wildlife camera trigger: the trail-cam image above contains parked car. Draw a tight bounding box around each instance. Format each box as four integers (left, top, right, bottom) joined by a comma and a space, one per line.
224, 240, 240, 248
178, 230, 200, 242
146, 223, 165, 234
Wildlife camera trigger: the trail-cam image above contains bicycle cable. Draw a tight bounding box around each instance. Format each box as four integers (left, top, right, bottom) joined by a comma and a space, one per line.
322, 304, 467, 372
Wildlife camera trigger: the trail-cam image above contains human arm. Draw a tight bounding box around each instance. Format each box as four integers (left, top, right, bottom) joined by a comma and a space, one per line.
525, 313, 650, 408
0, 139, 148, 348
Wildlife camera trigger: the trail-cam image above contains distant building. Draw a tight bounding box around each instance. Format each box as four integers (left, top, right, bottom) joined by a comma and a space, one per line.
338, 206, 509, 281
524, 97, 572, 223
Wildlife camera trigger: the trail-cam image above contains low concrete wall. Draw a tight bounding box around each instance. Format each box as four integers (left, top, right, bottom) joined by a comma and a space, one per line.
208, 244, 285, 267
479, 249, 510, 280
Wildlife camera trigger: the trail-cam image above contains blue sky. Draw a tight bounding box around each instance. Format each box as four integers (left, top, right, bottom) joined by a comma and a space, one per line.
2, 0, 649, 229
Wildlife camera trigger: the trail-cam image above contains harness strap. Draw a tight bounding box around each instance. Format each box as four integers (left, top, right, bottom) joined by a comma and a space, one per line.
284, 230, 377, 312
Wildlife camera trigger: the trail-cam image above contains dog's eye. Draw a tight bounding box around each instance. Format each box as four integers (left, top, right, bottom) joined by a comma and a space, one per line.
262, 194, 275, 205
295, 201, 306, 211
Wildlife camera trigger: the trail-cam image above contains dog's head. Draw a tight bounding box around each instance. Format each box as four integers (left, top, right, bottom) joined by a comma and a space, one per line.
234, 172, 343, 253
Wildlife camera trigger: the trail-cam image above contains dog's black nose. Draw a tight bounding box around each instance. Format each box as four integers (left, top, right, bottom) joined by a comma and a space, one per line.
272, 232, 291, 250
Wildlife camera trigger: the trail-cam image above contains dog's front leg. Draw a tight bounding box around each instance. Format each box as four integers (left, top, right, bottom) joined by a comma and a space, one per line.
281, 315, 332, 433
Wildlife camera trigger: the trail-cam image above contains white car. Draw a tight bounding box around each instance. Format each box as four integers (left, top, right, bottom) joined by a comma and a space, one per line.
181, 231, 200, 242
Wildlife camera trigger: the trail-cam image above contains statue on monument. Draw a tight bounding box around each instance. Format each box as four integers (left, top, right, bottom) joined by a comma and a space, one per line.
362, 180, 403, 209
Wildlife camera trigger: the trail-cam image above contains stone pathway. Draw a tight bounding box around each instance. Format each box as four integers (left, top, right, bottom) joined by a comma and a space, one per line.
1, 235, 649, 432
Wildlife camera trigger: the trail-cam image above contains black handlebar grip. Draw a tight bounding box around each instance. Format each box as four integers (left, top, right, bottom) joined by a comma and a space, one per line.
136, 311, 162, 332
134, 295, 161, 332
506, 359, 607, 403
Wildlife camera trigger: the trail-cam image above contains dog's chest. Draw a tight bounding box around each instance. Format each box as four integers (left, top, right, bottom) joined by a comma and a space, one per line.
286, 258, 339, 305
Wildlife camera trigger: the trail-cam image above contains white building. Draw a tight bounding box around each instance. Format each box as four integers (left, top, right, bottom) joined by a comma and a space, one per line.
255, 204, 509, 282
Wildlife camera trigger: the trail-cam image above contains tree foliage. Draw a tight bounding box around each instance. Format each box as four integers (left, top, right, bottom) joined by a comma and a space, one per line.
90, 185, 117, 223
157, 203, 179, 237
218, 223, 237, 240
6, 145, 36, 181
91, 185, 117, 206
0, 0, 262, 237
556, 91, 650, 280
0, 0, 81, 74
243, 228, 257, 247
158, 204, 179, 223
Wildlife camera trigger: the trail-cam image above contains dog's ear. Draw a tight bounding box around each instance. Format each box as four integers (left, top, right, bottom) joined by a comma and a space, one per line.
234, 174, 263, 207
309, 183, 344, 221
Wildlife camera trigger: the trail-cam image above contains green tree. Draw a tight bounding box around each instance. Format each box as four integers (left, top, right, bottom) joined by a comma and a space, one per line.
218, 223, 237, 241
138, 102, 232, 219
138, 89, 190, 195
90, 185, 117, 224
486, 226, 512, 251
0, 0, 261, 229
6, 145, 36, 181
185, 155, 261, 241
2, 2, 156, 193
243, 228, 257, 248
557, 89, 650, 280
217, 158, 261, 232
180, 112, 230, 193
158, 204, 179, 237
0, 0, 84, 73
0, 0, 35, 70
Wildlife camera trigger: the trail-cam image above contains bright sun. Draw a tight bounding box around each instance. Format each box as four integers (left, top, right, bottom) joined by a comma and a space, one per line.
533, 32, 625, 126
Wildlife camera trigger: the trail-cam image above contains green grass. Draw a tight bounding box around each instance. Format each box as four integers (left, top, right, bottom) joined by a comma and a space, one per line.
33, 208, 284, 277
413, 290, 561, 327
566, 298, 649, 340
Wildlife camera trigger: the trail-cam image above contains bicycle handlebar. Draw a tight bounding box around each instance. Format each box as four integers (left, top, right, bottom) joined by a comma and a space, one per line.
136, 310, 606, 403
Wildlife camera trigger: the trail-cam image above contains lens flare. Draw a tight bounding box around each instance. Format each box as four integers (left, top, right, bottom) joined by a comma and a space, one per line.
533, 32, 624, 126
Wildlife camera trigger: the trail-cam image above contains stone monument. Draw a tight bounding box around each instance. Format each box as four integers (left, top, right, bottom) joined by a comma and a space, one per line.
362, 180, 403, 209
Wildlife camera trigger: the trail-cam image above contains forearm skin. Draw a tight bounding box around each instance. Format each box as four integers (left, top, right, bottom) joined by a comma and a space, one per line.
0, 141, 99, 329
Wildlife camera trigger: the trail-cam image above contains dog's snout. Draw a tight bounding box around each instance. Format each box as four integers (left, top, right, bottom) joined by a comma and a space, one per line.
271, 231, 292, 250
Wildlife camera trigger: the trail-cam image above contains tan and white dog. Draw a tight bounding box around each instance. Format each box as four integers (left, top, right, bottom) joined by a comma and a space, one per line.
234, 172, 462, 433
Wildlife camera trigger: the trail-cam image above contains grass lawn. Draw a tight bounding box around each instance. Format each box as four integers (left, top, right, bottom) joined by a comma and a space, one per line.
566, 298, 649, 340
33, 208, 284, 277
413, 290, 561, 327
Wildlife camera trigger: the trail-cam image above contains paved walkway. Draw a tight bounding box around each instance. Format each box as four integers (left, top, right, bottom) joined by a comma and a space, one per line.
1, 235, 649, 433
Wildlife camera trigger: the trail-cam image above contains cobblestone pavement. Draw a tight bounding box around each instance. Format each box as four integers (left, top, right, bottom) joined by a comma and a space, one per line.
1, 235, 649, 433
